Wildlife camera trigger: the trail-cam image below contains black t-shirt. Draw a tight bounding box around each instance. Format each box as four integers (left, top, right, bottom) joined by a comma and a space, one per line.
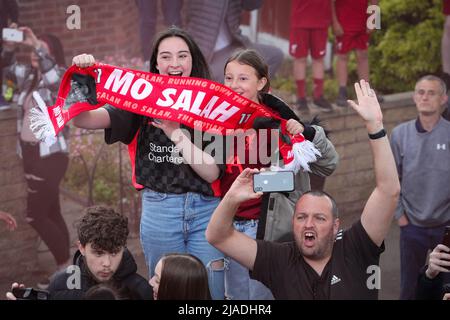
104, 106, 222, 196
251, 220, 385, 299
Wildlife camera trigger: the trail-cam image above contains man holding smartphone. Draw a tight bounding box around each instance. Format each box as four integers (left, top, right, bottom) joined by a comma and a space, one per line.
6, 206, 153, 300
415, 239, 450, 300
0, 0, 19, 110
207, 80, 400, 299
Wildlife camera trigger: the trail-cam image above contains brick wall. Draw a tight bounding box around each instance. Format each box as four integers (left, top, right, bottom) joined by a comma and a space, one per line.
0, 110, 38, 283
321, 93, 417, 227
16, 0, 141, 64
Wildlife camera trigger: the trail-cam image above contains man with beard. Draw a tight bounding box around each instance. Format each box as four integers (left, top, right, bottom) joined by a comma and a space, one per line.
7, 206, 152, 300
206, 80, 400, 299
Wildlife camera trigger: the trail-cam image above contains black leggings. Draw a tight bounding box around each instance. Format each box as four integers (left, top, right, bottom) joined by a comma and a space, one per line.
21, 141, 70, 265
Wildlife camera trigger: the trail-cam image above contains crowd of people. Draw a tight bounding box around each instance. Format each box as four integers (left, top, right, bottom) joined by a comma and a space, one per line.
1, 0, 449, 301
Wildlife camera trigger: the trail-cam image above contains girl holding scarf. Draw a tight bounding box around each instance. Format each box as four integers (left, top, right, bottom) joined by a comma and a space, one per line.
71, 27, 225, 300
219, 49, 339, 300
2, 27, 70, 288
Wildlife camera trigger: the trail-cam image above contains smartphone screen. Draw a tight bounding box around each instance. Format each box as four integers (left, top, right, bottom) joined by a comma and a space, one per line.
2, 28, 23, 42
12, 287, 33, 299
253, 171, 295, 193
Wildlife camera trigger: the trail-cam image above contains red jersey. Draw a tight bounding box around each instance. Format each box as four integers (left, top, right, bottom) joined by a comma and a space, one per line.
290, 0, 332, 29
444, 0, 450, 15
220, 94, 300, 220
220, 132, 274, 220
335, 0, 369, 32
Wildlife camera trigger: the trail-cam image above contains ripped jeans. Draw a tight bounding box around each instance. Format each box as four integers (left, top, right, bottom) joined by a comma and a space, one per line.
20, 141, 70, 265
140, 189, 225, 299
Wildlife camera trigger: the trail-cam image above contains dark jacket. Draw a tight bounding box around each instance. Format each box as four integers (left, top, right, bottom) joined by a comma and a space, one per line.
0, 0, 19, 31
416, 267, 449, 300
48, 249, 153, 300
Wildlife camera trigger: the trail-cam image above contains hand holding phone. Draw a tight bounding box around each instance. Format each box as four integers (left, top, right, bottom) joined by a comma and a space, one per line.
2, 28, 23, 42
444, 283, 450, 294
253, 171, 295, 193
442, 226, 450, 248
12, 287, 49, 300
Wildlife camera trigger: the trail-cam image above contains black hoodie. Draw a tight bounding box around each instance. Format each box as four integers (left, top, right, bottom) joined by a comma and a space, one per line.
48, 248, 152, 300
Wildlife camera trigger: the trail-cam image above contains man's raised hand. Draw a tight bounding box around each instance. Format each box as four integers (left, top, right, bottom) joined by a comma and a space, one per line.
348, 80, 383, 132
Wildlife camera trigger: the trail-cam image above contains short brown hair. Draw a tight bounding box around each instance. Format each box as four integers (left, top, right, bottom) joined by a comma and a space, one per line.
77, 206, 128, 253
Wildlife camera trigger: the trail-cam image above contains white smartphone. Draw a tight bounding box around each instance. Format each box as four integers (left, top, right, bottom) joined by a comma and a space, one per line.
2, 28, 23, 42
253, 171, 295, 193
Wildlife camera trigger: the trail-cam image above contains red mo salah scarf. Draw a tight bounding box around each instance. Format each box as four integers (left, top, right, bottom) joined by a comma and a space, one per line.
30, 63, 320, 173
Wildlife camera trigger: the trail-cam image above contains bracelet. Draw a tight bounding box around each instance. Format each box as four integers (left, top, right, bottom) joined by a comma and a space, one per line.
368, 128, 386, 140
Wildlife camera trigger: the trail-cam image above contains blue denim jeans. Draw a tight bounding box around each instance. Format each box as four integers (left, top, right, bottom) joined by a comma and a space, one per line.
400, 223, 450, 300
140, 189, 225, 300
225, 219, 274, 300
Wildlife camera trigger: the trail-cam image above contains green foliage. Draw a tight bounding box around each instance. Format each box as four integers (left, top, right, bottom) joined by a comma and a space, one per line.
63, 130, 142, 230
323, 73, 340, 100
64, 158, 88, 191
93, 179, 118, 205
271, 70, 341, 101
370, 0, 444, 93
63, 132, 121, 207
271, 75, 296, 93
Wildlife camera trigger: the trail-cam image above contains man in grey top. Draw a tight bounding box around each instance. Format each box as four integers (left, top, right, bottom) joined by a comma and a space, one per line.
390, 75, 450, 300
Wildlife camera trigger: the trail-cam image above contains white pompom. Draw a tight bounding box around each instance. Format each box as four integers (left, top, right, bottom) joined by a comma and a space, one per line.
271, 140, 321, 173
29, 91, 57, 145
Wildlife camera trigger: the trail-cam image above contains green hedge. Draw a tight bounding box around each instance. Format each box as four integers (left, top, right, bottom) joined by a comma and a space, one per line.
370, 0, 444, 93
272, 0, 445, 97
